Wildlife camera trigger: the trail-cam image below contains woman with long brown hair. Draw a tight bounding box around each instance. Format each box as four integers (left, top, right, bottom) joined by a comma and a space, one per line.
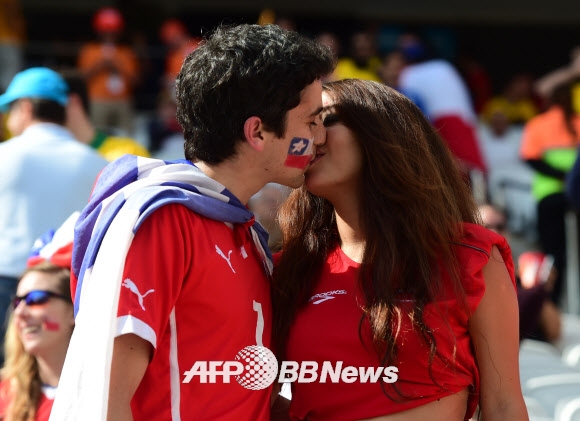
272, 79, 528, 421
0, 262, 74, 421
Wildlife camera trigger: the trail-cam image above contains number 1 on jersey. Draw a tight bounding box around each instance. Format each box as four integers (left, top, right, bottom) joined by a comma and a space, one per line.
253, 300, 264, 347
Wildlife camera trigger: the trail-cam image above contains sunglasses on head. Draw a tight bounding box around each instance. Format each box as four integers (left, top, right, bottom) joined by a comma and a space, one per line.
12, 290, 70, 309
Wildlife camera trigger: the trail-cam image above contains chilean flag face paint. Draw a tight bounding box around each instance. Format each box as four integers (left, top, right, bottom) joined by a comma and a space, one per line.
284, 137, 313, 169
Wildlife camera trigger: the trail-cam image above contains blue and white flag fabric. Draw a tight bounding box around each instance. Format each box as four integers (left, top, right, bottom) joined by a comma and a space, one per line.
50, 155, 272, 421
28, 211, 79, 270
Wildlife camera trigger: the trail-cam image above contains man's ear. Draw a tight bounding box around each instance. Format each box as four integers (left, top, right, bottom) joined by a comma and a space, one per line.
16, 99, 34, 125
19, 98, 33, 115
243, 116, 266, 152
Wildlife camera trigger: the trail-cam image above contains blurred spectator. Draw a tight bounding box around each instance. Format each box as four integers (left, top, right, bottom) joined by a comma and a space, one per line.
565, 137, 580, 211
479, 110, 523, 170
256, 9, 296, 31
535, 46, 580, 106
0, 261, 74, 421
478, 203, 510, 239
61, 70, 150, 161
0, 0, 25, 144
516, 251, 562, 344
0, 67, 106, 351
128, 30, 158, 112
379, 50, 406, 88
0, 213, 75, 418
159, 19, 201, 96
248, 183, 291, 253
77, 7, 139, 135
315, 31, 341, 82
316, 31, 341, 61
455, 49, 492, 115
0, 0, 25, 92
147, 90, 183, 157
520, 81, 580, 305
274, 15, 297, 32
478, 110, 536, 233
481, 73, 539, 125
397, 32, 486, 175
334, 30, 381, 81
379, 50, 426, 114
257, 8, 276, 25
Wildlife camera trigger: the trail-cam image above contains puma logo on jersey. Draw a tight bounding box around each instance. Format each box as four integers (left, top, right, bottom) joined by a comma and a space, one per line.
215, 245, 236, 273
122, 278, 155, 311
309, 289, 347, 305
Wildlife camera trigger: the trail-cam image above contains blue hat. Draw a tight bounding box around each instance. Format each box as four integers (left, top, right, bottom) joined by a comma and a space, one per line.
0, 67, 69, 112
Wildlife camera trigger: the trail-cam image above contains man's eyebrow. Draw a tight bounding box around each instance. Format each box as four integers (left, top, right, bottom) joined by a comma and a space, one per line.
308, 106, 324, 117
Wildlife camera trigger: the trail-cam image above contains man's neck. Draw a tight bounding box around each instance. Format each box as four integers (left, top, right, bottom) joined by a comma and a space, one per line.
195, 160, 264, 205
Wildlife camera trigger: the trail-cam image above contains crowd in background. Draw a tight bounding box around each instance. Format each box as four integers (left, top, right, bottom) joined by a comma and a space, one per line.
1, 2, 580, 420
2, 1, 580, 324
2, 1, 580, 335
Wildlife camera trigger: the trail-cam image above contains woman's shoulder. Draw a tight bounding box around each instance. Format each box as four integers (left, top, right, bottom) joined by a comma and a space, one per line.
452, 223, 516, 306
455, 222, 512, 260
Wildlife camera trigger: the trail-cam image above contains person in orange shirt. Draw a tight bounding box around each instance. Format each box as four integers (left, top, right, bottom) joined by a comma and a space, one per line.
77, 7, 139, 136
159, 19, 201, 97
520, 81, 580, 305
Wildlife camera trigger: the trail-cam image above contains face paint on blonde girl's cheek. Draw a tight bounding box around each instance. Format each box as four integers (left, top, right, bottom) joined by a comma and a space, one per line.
284, 137, 314, 169
43, 318, 60, 331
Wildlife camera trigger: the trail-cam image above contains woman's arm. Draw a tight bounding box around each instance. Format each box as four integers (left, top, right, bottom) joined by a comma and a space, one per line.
468, 245, 529, 421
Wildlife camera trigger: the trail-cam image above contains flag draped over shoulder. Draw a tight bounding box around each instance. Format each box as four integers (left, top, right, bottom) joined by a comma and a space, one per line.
49, 155, 272, 421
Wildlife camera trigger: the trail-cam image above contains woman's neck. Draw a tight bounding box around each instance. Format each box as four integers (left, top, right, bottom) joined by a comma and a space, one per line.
333, 197, 365, 263
35, 345, 68, 387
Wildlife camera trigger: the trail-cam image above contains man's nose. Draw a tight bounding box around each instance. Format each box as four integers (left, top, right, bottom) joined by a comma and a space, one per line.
313, 122, 326, 146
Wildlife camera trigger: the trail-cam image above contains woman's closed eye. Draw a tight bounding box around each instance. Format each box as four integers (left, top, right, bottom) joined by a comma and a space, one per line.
322, 113, 340, 127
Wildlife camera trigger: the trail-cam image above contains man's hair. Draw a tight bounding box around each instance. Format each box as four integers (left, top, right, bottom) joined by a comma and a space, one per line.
175, 24, 335, 164
29, 98, 66, 125
61, 70, 91, 114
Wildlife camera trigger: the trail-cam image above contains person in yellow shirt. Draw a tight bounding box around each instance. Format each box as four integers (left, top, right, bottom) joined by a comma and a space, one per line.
482, 74, 539, 125
334, 30, 381, 81
62, 71, 149, 161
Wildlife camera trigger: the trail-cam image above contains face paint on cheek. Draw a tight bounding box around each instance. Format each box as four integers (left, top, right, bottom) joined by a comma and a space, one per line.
284, 137, 314, 169
42, 318, 60, 331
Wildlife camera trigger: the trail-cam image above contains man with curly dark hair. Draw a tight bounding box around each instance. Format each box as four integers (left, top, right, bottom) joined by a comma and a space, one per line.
50, 24, 334, 421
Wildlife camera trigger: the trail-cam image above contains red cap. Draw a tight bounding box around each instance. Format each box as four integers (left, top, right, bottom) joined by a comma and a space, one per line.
93, 7, 124, 33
